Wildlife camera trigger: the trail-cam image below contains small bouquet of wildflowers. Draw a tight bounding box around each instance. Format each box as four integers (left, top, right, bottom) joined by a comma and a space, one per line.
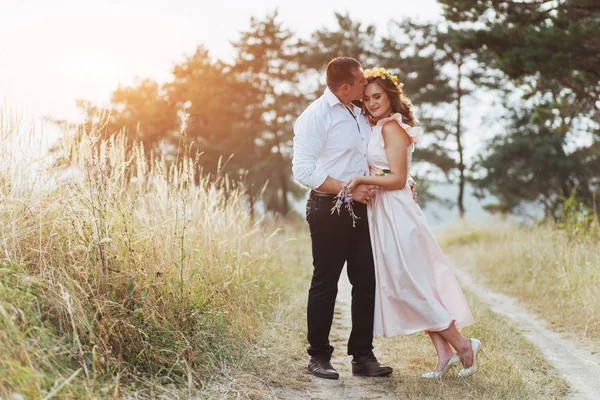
331, 183, 360, 227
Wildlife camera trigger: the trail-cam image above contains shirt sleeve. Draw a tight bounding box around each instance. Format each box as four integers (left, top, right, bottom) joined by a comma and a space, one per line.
292, 108, 329, 190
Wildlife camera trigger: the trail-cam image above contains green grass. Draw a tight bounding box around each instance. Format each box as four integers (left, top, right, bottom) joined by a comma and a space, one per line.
0, 262, 89, 399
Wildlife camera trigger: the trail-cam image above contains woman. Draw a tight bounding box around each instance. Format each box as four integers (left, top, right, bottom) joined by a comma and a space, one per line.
346, 67, 483, 378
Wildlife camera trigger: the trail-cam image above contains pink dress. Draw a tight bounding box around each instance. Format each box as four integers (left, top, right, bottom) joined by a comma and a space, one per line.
367, 114, 474, 337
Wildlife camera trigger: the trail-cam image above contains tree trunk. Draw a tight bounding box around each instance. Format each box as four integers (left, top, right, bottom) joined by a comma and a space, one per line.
280, 170, 289, 215
277, 134, 289, 215
248, 184, 255, 223
456, 56, 466, 219
273, 126, 289, 215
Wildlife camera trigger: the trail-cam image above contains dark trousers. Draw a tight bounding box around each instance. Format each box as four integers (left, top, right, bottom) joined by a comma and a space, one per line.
305, 192, 376, 359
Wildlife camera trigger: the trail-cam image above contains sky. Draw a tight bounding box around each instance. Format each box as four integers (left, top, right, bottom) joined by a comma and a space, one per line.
1, 0, 443, 121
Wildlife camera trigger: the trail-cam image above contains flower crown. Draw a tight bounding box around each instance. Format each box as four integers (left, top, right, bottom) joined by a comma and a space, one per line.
364, 67, 404, 93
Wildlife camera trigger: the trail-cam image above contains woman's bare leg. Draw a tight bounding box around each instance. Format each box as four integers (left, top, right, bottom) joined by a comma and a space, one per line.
435, 323, 474, 368
428, 332, 455, 371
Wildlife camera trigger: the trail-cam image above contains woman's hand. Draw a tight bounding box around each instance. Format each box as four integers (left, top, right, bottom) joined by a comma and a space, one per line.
346, 176, 363, 191
408, 177, 418, 203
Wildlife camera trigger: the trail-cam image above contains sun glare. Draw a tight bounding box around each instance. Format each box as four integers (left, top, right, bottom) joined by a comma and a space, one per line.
1, 0, 442, 121
53, 51, 121, 88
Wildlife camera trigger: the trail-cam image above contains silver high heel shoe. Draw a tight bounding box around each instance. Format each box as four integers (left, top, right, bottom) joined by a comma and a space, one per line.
458, 338, 485, 378
421, 354, 461, 379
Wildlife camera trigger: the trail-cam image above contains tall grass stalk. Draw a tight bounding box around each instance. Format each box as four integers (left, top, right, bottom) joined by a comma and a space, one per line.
0, 109, 292, 398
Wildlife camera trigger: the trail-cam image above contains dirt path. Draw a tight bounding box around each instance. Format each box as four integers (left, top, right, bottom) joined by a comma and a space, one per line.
276, 267, 392, 400
274, 261, 600, 399
453, 267, 600, 400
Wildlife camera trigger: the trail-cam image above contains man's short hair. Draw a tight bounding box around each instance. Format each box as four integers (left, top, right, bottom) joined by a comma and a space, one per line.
326, 57, 361, 92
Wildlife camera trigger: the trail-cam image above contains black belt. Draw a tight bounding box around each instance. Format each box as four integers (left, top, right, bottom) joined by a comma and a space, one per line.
309, 190, 336, 199
308, 190, 366, 210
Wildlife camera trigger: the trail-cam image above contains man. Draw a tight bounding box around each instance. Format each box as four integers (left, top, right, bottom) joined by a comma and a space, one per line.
292, 57, 393, 379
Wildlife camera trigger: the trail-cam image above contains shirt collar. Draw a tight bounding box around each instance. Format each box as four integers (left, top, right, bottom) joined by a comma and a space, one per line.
324, 87, 341, 107
324, 87, 363, 114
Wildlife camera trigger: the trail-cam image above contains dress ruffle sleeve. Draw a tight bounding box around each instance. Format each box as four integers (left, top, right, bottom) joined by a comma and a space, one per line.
375, 113, 423, 147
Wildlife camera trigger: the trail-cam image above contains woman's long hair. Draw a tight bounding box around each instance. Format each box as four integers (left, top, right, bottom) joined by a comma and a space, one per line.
363, 77, 418, 127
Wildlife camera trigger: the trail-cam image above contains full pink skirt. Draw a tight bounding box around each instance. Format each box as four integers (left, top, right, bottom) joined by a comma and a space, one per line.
368, 186, 474, 337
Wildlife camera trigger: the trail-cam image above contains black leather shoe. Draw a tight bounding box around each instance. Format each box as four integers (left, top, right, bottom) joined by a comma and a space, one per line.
308, 356, 339, 379
352, 355, 393, 377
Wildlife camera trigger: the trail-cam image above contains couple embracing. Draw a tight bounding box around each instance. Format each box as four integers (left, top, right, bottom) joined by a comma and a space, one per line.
292, 57, 483, 380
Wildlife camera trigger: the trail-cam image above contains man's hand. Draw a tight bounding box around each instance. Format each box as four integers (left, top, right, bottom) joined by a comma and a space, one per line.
350, 184, 381, 204
408, 177, 418, 203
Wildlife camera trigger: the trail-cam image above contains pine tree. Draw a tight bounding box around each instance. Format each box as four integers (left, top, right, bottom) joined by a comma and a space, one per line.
166, 46, 263, 179
231, 11, 308, 214
439, 0, 600, 215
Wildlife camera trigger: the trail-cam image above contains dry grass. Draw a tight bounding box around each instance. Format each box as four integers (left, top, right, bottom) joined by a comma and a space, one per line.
440, 221, 600, 348
190, 221, 572, 398
0, 107, 575, 399
195, 233, 313, 399
369, 290, 569, 399
251, 240, 569, 399
0, 109, 305, 399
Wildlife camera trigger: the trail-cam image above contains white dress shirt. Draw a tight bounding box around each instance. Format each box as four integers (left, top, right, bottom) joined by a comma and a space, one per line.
292, 88, 371, 191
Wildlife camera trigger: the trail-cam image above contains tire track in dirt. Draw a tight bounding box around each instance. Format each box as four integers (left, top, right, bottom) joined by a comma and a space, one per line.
453, 267, 600, 400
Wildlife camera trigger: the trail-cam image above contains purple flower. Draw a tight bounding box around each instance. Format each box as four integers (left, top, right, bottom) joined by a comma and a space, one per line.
331, 185, 360, 227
